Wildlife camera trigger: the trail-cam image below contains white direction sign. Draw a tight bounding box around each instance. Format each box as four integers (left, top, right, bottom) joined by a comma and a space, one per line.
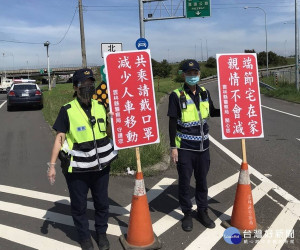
101, 43, 122, 58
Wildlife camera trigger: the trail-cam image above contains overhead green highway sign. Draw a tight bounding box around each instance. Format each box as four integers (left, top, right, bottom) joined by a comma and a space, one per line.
186, 0, 211, 18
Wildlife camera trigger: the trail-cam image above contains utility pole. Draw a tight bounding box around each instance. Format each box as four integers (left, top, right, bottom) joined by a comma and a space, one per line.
78, 0, 87, 68
44, 41, 51, 91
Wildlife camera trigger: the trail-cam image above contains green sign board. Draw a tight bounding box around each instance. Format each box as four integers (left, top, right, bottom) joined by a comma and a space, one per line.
186, 0, 211, 18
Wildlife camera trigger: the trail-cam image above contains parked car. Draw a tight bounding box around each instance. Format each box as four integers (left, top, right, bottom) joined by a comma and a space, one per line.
7, 83, 43, 111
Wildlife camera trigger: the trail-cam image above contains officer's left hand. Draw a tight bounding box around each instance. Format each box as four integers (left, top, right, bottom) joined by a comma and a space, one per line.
171, 148, 178, 164
47, 166, 56, 185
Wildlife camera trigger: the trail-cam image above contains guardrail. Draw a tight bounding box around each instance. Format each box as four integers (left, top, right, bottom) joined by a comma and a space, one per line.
202, 64, 296, 82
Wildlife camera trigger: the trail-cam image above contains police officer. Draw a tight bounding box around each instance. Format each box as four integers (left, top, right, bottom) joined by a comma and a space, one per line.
47, 68, 118, 250
167, 60, 220, 232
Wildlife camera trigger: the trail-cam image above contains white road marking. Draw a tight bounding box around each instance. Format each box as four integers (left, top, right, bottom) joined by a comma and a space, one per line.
185, 181, 273, 250
261, 105, 300, 118
0, 200, 125, 236
253, 202, 300, 250
0, 184, 127, 215
0, 224, 81, 250
210, 136, 300, 204
0, 100, 7, 109
0, 177, 176, 217
153, 172, 239, 236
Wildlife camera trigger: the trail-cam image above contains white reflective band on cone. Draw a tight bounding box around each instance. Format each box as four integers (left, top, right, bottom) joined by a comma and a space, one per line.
238, 169, 250, 184
133, 179, 146, 196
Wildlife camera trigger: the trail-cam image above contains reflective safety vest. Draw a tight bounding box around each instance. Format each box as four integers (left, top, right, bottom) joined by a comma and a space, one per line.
174, 87, 210, 151
64, 99, 118, 173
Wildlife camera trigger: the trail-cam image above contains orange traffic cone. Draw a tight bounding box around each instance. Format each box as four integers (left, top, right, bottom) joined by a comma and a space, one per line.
119, 172, 162, 249
231, 162, 257, 230
222, 162, 261, 234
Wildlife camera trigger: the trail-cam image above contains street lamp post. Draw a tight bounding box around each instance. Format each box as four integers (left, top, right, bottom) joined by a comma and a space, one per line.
44, 41, 51, 91
295, 0, 299, 91
244, 6, 268, 77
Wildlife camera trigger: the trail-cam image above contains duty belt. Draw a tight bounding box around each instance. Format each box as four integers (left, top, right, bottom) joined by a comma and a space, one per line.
177, 119, 207, 128
176, 132, 209, 141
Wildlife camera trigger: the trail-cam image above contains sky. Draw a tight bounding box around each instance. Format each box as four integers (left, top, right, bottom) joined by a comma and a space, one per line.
0, 0, 297, 70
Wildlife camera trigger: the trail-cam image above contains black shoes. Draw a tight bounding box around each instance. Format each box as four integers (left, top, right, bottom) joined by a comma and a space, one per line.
97, 233, 110, 250
80, 238, 94, 250
197, 209, 216, 229
181, 213, 193, 232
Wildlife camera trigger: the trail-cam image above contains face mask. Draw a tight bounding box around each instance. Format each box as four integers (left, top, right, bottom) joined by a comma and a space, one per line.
78, 85, 95, 102
185, 76, 200, 86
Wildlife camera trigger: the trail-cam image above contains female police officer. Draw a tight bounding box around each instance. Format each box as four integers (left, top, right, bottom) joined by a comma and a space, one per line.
168, 60, 220, 232
47, 68, 117, 250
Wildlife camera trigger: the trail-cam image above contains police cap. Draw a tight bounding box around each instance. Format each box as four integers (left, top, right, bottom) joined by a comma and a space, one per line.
73, 68, 95, 86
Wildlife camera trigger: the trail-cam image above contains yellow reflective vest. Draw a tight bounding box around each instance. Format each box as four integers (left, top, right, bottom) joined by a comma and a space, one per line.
173, 87, 210, 151
64, 99, 117, 173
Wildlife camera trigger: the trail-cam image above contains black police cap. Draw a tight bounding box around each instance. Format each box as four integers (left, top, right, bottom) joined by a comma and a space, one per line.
182, 60, 200, 73
73, 68, 95, 86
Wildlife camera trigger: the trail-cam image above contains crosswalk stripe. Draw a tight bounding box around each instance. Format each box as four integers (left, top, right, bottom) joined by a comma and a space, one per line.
153, 172, 239, 236
0, 184, 127, 215
253, 202, 300, 250
185, 181, 273, 250
0, 201, 126, 236
210, 136, 300, 204
0, 177, 176, 217
0, 224, 81, 250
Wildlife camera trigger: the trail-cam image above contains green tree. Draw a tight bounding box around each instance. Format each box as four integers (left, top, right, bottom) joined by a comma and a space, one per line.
205, 57, 216, 68
157, 59, 172, 78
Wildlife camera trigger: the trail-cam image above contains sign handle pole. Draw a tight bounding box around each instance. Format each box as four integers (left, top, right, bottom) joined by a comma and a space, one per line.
241, 139, 247, 163
135, 147, 142, 173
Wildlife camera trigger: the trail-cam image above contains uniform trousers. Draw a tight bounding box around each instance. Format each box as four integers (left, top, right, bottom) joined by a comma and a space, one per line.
176, 149, 210, 214
64, 166, 110, 241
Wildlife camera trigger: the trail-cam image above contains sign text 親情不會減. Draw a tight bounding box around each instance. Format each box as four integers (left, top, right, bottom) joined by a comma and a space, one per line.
217, 53, 264, 140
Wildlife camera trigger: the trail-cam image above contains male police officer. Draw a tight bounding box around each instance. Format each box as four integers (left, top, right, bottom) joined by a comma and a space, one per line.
48, 68, 117, 250
167, 60, 220, 232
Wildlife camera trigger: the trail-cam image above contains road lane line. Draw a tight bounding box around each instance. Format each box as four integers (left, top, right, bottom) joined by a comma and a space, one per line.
0, 200, 125, 236
253, 202, 300, 250
210, 136, 300, 204
0, 224, 81, 249
261, 105, 300, 118
153, 172, 239, 236
185, 181, 273, 250
0, 100, 7, 109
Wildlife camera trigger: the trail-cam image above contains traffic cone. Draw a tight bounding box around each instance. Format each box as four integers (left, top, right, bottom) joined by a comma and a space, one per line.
119, 172, 162, 249
222, 162, 262, 234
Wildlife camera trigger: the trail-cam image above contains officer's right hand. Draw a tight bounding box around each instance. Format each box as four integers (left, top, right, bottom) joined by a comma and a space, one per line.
171, 148, 178, 164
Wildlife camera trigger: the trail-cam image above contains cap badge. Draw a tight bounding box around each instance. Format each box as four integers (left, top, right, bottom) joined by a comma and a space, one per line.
189, 62, 194, 66
84, 71, 90, 75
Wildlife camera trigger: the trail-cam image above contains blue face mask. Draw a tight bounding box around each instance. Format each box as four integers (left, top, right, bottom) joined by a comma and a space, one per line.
185, 75, 200, 86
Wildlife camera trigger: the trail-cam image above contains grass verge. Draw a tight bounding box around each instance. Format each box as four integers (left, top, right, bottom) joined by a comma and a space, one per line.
42, 77, 176, 176
260, 76, 300, 104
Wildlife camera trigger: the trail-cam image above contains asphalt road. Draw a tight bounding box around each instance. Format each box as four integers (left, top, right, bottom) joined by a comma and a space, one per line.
0, 81, 299, 250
